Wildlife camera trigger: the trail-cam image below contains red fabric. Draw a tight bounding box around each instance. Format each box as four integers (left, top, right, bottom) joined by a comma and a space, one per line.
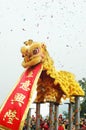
0, 64, 42, 130
43, 123, 49, 130
58, 125, 64, 130
40, 120, 44, 129
82, 125, 86, 129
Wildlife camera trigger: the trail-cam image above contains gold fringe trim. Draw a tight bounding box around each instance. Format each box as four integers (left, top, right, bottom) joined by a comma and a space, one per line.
0, 125, 11, 130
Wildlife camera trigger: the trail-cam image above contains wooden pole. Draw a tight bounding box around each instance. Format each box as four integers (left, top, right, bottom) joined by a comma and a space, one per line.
27, 108, 31, 130
49, 102, 54, 130
64, 102, 73, 130
54, 103, 59, 130
75, 96, 80, 130
69, 103, 73, 130
36, 103, 40, 130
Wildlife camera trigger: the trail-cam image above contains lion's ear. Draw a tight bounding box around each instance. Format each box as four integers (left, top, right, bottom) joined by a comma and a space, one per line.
41, 43, 46, 49
24, 39, 33, 46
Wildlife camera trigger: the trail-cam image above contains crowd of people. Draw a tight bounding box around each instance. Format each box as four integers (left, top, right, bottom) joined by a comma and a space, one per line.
22, 114, 86, 130
58, 114, 86, 130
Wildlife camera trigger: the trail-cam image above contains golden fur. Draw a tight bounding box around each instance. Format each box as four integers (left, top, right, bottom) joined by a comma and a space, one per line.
21, 40, 84, 103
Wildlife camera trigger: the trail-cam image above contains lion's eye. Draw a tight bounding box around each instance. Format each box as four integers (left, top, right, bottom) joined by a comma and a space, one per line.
33, 48, 39, 55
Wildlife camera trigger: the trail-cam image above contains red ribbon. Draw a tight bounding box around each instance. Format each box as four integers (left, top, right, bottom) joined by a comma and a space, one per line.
0, 63, 42, 130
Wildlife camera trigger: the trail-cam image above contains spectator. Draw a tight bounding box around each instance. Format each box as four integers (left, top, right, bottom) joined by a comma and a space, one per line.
23, 120, 27, 130
42, 119, 49, 130
81, 120, 86, 129
30, 117, 36, 130
58, 121, 64, 130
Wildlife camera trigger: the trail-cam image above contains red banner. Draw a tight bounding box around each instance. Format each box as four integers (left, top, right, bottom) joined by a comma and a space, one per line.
0, 63, 43, 130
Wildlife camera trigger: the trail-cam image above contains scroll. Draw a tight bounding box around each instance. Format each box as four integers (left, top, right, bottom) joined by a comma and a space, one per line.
0, 63, 42, 130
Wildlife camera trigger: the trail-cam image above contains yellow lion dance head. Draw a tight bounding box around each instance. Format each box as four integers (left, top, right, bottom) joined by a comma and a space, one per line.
21, 39, 47, 68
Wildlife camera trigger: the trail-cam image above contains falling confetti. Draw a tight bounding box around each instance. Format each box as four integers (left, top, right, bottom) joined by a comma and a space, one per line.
22, 28, 26, 31
23, 18, 26, 21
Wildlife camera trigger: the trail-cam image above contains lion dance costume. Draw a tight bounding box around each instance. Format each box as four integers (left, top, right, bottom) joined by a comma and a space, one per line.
0, 40, 84, 130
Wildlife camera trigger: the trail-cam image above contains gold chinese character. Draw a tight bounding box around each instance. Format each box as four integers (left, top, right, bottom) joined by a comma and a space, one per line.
3, 109, 19, 124
20, 80, 31, 91
11, 93, 25, 107
27, 71, 33, 77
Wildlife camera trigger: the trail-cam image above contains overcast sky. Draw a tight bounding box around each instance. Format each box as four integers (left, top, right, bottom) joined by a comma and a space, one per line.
0, 0, 86, 116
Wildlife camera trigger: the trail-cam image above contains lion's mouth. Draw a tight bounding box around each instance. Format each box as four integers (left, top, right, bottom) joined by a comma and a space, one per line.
22, 54, 44, 68
25, 51, 44, 62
